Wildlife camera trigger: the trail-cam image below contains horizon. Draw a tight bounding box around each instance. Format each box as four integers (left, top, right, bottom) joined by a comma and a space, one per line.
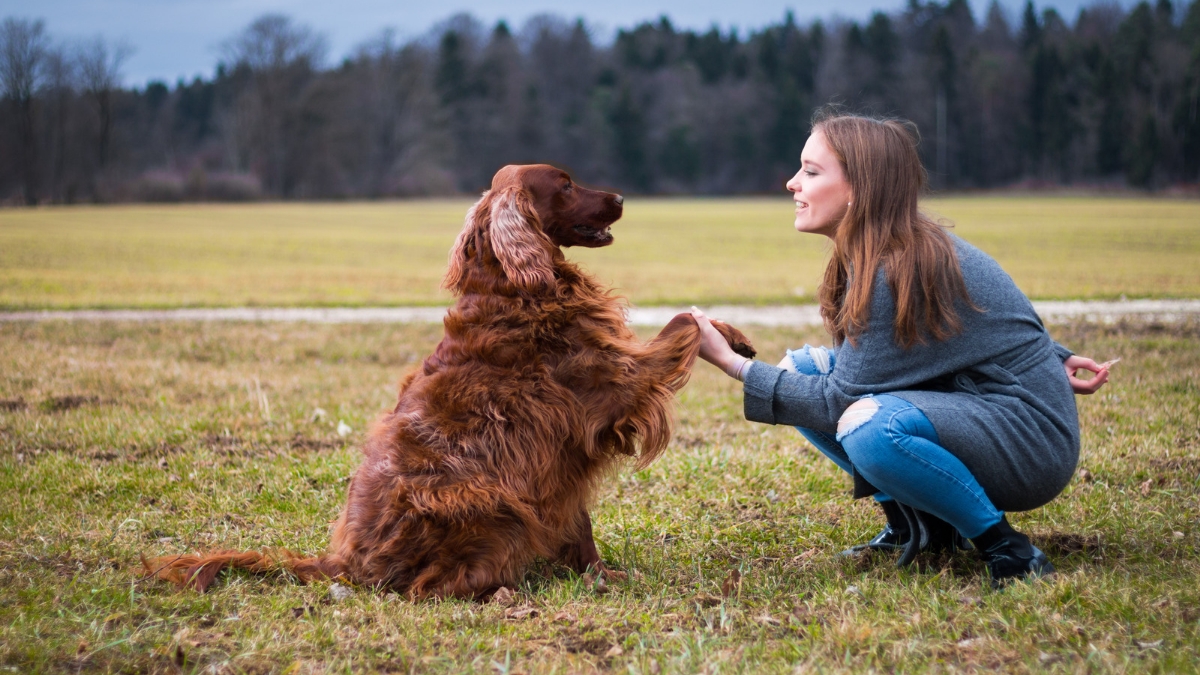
0, 0, 1170, 88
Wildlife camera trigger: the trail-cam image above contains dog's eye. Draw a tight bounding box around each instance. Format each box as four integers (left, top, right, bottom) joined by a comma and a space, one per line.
562, 183, 573, 193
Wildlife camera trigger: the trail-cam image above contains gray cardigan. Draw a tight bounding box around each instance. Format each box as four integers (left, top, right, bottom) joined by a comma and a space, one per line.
743, 235, 1079, 511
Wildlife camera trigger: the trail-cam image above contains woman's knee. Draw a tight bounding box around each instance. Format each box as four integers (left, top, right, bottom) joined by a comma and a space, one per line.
778, 345, 835, 376
836, 396, 938, 472
840, 395, 937, 441
836, 397, 881, 440
836, 398, 890, 475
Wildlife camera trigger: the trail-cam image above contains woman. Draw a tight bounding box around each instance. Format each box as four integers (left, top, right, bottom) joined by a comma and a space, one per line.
691, 113, 1110, 587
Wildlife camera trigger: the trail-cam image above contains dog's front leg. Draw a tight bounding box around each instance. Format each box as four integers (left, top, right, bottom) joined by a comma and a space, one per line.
638, 313, 756, 393
556, 510, 627, 581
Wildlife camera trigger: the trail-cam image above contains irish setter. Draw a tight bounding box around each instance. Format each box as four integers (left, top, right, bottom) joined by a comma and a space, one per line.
145, 164, 755, 599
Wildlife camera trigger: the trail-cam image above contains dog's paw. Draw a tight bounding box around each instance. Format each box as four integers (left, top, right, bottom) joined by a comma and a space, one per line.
600, 568, 628, 583
711, 321, 757, 359
730, 339, 757, 359
584, 564, 627, 588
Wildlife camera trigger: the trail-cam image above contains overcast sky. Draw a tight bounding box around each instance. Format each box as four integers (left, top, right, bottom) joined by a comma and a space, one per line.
2, 0, 1149, 87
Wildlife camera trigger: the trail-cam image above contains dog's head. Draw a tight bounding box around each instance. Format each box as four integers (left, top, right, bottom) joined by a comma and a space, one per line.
444, 165, 624, 293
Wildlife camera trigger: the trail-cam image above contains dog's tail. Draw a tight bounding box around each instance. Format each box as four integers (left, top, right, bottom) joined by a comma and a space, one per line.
140, 549, 346, 593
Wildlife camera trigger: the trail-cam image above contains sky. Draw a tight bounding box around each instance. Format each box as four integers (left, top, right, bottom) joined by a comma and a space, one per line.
1, 0, 1151, 88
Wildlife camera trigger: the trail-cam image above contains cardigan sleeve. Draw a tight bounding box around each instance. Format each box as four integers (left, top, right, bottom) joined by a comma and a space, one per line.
742, 360, 849, 434
742, 361, 781, 425
1050, 340, 1074, 361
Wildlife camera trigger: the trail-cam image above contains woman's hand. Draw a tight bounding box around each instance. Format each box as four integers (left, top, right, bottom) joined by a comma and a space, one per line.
690, 307, 750, 380
1063, 355, 1111, 395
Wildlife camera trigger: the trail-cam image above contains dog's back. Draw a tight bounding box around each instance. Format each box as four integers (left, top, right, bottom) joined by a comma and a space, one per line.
328, 274, 624, 596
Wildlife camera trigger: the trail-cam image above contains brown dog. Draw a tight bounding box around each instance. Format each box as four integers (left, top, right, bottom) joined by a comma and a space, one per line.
146, 164, 755, 599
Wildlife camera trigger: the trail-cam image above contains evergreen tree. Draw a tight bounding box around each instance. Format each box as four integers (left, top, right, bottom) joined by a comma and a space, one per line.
435, 31, 469, 106
1095, 55, 1125, 176
1020, 1, 1042, 52
608, 85, 650, 191
659, 124, 700, 185
1128, 113, 1158, 186
1177, 0, 1200, 180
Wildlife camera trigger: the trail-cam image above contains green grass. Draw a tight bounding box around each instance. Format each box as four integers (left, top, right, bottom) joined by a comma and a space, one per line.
1, 320, 1198, 673
1, 196, 1198, 310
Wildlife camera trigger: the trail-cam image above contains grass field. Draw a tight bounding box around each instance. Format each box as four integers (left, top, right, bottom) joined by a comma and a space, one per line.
1, 320, 1198, 673
1, 196, 1198, 310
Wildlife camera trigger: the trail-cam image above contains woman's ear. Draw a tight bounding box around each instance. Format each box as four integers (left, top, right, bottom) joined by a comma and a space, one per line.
488, 186, 556, 291
443, 191, 490, 292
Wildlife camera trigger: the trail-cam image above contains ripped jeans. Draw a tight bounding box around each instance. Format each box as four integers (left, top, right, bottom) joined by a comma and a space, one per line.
782, 346, 1004, 539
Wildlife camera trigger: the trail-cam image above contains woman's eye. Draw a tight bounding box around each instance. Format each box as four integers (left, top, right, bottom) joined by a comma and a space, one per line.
804, 170, 817, 177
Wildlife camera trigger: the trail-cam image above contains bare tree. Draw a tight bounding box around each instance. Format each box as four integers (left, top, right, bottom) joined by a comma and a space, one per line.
345, 31, 447, 195
0, 17, 47, 204
224, 14, 326, 73
76, 36, 132, 170
41, 43, 75, 201
222, 14, 327, 195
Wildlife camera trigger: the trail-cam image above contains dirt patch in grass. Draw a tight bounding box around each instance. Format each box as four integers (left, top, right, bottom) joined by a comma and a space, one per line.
9, 439, 185, 462
202, 434, 246, 454
560, 634, 615, 655
672, 434, 710, 448
7, 550, 120, 578
1036, 532, 1103, 558
0, 398, 26, 411
288, 434, 344, 453
1148, 456, 1200, 473
38, 395, 103, 413
10, 440, 78, 457
132, 442, 186, 460
193, 433, 341, 457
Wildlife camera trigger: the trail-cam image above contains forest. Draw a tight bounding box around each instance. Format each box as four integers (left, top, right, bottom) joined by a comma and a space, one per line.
1, 0, 1198, 203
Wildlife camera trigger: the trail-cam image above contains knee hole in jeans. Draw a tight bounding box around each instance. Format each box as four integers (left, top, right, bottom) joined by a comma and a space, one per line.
809, 346, 832, 374
836, 398, 880, 440
777, 353, 798, 372
778, 345, 833, 374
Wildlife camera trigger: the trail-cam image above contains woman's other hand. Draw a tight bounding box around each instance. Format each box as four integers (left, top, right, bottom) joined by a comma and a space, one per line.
1063, 355, 1111, 395
691, 307, 750, 380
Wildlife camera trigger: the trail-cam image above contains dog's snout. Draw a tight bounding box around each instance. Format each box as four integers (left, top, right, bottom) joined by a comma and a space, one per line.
614, 195, 624, 205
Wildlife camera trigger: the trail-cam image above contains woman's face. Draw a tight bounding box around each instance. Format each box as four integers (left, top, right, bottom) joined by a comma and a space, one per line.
786, 130, 852, 238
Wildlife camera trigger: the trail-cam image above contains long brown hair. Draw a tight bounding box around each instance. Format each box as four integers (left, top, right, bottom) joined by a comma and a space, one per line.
814, 112, 974, 349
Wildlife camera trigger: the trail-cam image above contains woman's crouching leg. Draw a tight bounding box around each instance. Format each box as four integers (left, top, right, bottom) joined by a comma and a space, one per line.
836, 394, 1003, 539
781, 345, 897, 502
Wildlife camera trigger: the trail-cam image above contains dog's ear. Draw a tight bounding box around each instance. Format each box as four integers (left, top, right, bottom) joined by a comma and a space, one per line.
487, 186, 556, 291
443, 191, 490, 293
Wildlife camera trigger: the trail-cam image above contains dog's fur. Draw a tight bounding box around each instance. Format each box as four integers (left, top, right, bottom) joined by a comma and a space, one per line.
145, 165, 755, 599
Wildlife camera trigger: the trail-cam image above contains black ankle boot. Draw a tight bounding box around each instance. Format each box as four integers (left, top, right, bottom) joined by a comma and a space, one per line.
918, 510, 974, 554
892, 503, 973, 567
971, 516, 1055, 588
840, 500, 910, 556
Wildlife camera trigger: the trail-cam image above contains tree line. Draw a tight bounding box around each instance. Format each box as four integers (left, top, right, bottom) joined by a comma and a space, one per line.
1, 0, 1198, 204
